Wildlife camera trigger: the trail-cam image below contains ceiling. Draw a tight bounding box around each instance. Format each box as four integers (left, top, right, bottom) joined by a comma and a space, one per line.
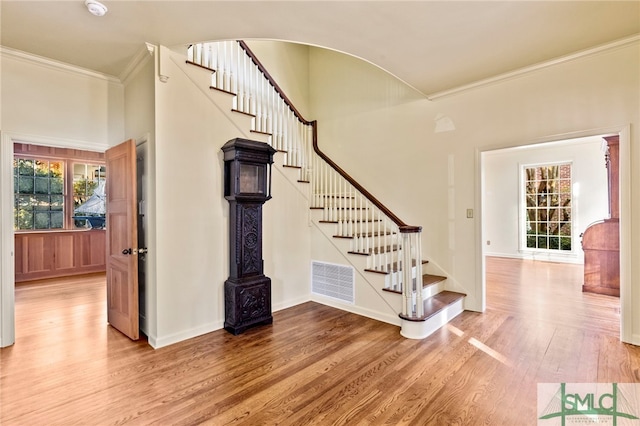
1, 1, 639, 97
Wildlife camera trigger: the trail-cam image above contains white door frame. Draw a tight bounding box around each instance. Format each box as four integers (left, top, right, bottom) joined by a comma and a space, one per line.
0, 132, 109, 347
477, 124, 633, 344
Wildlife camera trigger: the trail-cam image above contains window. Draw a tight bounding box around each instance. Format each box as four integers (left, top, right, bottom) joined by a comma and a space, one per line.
523, 163, 572, 251
73, 164, 106, 229
14, 158, 65, 230
13, 144, 106, 231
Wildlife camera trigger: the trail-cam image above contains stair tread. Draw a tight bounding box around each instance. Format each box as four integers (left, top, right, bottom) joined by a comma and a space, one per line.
365, 259, 429, 274
326, 207, 369, 210
316, 219, 382, 224
357, 231, 394, 237
185, 60, 216, 73
349, 245, 400, 256
381, 273, 451, 294
333, 231, 394, 239
422, 291, 466, 319
251, 129, 272, 136
210, 86, 237, 96
423, 274, 447, 286
400, 290, 466, 322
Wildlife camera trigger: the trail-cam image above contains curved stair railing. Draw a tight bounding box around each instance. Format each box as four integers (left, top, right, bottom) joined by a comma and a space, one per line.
187, 41, 426, 319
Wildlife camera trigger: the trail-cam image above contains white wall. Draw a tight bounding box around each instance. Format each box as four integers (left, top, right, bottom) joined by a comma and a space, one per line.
483, 136, 609, 263
123, 50, 156, 339
0, 48, 125, 347
1, 48, 124, 146
150, 46, 310, 347
307, 41, 639, 342
245, 41, 311, 120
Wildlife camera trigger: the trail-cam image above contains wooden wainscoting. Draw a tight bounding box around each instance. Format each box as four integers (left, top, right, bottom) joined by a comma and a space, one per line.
1, 257, 637, 425
15, 230, 106, 282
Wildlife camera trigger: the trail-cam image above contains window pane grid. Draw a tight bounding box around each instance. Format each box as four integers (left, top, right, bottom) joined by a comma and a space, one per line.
73, 164, 106, 229
13, 157, 65, 230
524, 164, 572, 251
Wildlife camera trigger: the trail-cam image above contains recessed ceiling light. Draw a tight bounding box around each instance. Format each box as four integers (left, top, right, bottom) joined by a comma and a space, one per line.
85, 0, 108, 17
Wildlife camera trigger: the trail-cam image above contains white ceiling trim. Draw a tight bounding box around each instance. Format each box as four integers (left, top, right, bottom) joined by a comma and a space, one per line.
119, 43, 156, 86
427, 33, 640, 101
0, 46, 121, 84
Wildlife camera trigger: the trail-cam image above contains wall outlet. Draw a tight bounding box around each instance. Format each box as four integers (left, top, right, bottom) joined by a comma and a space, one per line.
466, 209, 473, 218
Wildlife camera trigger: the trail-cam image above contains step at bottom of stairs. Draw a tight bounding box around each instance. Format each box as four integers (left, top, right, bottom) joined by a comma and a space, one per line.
399, 290, 466, 339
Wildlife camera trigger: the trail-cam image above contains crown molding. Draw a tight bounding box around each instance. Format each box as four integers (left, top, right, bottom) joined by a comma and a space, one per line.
427, 33, 640, 100
0, 45, 121, 84
119, 43, 155, 85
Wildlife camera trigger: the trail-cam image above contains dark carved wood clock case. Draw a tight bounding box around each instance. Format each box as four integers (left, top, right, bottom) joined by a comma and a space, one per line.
221, 138, 277, 335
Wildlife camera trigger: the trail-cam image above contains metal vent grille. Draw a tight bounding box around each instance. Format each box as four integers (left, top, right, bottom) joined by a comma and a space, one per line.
311, 261, 355, 304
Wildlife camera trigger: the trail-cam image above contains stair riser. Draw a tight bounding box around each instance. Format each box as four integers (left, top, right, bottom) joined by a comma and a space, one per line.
422, 281, 445, 299
400, 298, 464, 339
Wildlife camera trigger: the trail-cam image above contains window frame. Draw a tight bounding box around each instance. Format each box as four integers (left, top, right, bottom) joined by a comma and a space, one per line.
14, 157, 66, 230
520, 161, 574, 253
13, 144, 105, 232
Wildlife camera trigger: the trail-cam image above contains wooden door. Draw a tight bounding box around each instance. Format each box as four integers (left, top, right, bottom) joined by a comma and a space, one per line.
105, 139, 139, 340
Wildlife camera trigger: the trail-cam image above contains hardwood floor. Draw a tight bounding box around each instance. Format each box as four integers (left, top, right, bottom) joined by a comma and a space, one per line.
1, 257, 638, 425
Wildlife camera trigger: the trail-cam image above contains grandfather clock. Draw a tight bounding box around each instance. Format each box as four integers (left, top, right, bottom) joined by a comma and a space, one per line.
222, 138, 277, 335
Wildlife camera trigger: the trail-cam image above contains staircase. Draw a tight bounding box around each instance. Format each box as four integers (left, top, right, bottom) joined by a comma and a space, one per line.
183, 40, 465, 339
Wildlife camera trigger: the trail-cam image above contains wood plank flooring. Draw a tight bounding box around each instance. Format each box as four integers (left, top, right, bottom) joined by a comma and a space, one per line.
1, 257, 638, 425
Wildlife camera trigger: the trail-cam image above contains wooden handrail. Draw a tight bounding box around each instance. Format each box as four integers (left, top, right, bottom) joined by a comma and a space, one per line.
237, 41, 311, 126
238, 40, 420, 232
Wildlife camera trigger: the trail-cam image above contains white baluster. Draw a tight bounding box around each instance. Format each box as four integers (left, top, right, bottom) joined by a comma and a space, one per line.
195, 43, 202, 65
262, 79, 268, 133
415, 232, 424, 317
346, 182, 352, 236
329, 168, 334, 222
316, 154, 322, 207
187, 44, 194, 62
224, 43, 231, 92
267, 87, 274, 137
215, 43, 222, 89
323, 161, 328, 221
249, 64, 255, 116
374, 207, 380, 270
384, 217, 390, 273
202, 44, 210, 69
350, 186, 355, 238
256, 76, 263, 132
337, 183, 343, 236
356, 193, 362, 252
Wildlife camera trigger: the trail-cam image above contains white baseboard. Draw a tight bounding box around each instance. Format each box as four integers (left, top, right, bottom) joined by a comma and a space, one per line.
149, 320, 224, 349
273, 296, 310, 313
629, 334, 640, 347
310, 295, 401, 327
147, 296, 311, 349
485, 251, 583, 264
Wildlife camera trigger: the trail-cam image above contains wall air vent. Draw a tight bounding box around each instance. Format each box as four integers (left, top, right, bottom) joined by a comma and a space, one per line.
311, 261, 355, 304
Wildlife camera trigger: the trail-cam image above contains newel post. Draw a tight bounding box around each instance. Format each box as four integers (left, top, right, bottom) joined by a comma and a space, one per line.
400, 226, 423, 318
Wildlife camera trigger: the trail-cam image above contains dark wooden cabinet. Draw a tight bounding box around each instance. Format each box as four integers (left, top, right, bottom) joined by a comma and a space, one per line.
15, 230, 106, 282
581, 135, 619, 296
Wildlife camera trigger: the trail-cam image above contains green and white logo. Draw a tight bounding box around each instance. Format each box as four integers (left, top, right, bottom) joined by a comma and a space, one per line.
538, 383, 640, 425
